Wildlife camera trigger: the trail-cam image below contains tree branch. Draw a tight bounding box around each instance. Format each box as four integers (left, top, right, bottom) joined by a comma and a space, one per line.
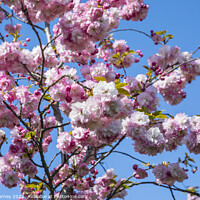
89, 135, 126, 171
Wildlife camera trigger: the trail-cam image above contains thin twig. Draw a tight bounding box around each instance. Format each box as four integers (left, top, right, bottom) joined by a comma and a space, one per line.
89, 135, 126, 171
44, 122, 70, 131
192, 46, 200, 55
3, 101, 32, 131
20, 3, 46, 86
110, 28, 152, 39
52, 147, 81, 178
150, 57, 200, 86
112, 150, 148, 165
107, 174, 134, 200
43, 33, 62, 51
169, 186, 176, 200
48, 152, 61, 168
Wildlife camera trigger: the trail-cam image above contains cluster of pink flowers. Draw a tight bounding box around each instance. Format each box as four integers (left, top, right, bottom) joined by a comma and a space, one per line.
5, 24, 22, 34
1, 0, 200, 198
178, 52, 200, 83
14, 86, 42, 118
0, 126, 40, 188
97, 39, 140, 69
120, 0, 148, 21
94, 169, 127, 199
69, 81, 133, 144
133, 164, 148, 179
0, 71, 15, 91
154, 71, 187, 105
45, 66, 88, 107
162, 113, 189, 151
81, 62, 116, 82
149, 45, 200, 105
2, 0, 74, 23
0, 103, 19, 129
0, 42, 36, 74
148, 45, 181, 70
153, 162, 188, 186
31, 45, 59, 69
55, 39, 97, 64
184, 116, 200, 154
55, 0, 119, 52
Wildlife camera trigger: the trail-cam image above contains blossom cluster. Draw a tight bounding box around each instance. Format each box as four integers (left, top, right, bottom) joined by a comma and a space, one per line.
153, 162, 188, 186
184, 116, 200, 154
2, 0, 74, 23
149, 45, 200, 105
0, 0, 200, 199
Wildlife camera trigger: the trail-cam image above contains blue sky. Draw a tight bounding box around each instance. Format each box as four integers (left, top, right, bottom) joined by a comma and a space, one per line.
0, 0, 200, 199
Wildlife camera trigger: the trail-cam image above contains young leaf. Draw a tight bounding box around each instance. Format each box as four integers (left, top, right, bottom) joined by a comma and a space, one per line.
117, 88, 131, 97
155, 114, 168, 119
115, 82, 128, 89
93, 77, 107, 82
112, 53, 120, 58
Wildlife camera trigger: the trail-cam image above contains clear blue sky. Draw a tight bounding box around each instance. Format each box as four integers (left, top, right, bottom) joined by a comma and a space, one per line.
0, 1, 200, 199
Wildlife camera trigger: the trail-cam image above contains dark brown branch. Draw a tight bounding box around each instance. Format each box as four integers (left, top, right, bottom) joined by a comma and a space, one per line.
44, 122, 70, 131
52, 147, 81, 178
20, 2, 46, 86
3, 101, 32, 131
48, 152, 61, 168
110, 28, 152, 39
89, 135, 126, 171
169, 186, 176, 200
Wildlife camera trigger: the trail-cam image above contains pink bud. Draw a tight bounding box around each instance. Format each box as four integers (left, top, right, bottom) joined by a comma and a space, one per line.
133, 164, 138, 170
26, 38, 30, 42
91, 160, 95, 165
22, 42, 27, 47
66, 85, 71, 91
134, 58, 140, 63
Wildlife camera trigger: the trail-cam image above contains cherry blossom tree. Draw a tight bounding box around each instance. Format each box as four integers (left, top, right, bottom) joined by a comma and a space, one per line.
0, 0, 200, 200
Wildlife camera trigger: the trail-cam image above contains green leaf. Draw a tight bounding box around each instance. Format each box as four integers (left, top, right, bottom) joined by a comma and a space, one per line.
153, 110, 164, 116
98, 41, 103, 47
155, 30, 167, 35
25, 183, 37, 189
146, 69, 153, 77
117, 88, 131, 97
122, 184, 129, 189
142, 65, 149, 70
110, 179, 117, 184
43, 94, 52, 101
121, 52, 129, 58
135, 106, 150, 114
128, 50, 135, 54
115, 82, 128, 89
155, 114, 168, 119
16, 34, 22, 39
93, 76, 107, 82
25, 130, 36, 140
125, 180, 133, 184
112, 53, 120, 58
188, 158, 195, 163
36, 182, 43, 190
9, 33, 16, 37
166, 34, 174, 39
